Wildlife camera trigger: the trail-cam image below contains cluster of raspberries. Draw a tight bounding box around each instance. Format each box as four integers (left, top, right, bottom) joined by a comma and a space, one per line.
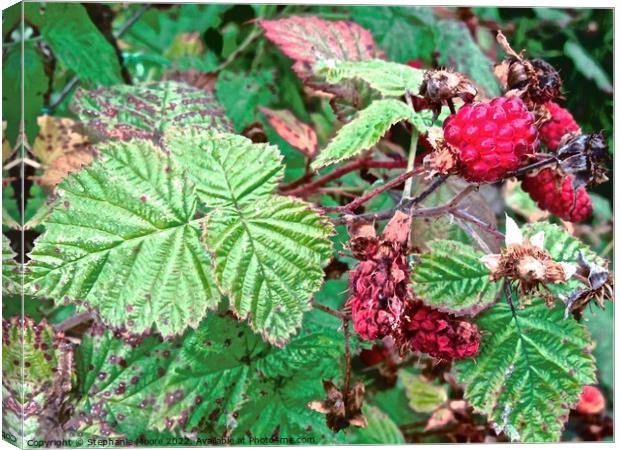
441, 96, 592, 222
346, 212, 480, 361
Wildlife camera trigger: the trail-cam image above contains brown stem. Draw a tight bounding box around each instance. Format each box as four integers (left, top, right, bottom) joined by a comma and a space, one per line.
310, 299, 350, 320
451, 209, 505, 241
283, 159, 408, 197
323, 167, 424, 213
504, 156, 557, 178
343, 318, 352, 400
54, 311, 94, 332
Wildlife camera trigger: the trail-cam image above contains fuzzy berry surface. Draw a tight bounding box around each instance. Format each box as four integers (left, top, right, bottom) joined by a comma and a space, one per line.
443, 96, 538, 182
400, 300, 480, 360
522, 168, 592, 222
539, 102, 581, 150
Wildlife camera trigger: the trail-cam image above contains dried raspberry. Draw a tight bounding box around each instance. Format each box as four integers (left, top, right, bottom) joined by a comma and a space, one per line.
347, 212, 411, 341
443, 97, 538, 182
539, 102, 581, 150
400, 300, 480, 360
521, 168, 592, 222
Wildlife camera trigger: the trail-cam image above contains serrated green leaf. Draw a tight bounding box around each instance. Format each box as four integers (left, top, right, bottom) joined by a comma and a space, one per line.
564, 41, 613, 94
206, 196, 333, 346
25, 139, 220, 337
456, 299, 596, 442
72, 81, 232, 141
316, 59, 425, 97
2, 317, 73, 446
163, 128, 283, 209
434, 20, 500, 97
312, 99, 427, 169
348, 405, 405, 444
42, 3, 123, 86
399, 371, 447, 413
411, 240, 500, 315
2, 234, 19, 295
74, 315, 340, 440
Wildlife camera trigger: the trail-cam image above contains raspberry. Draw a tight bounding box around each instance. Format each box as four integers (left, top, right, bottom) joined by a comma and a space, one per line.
539, 102, 581, 150
521, 168, 592, 222
576, 386, 606, 415
400, 300, 480, 360
443, 96, 538, 182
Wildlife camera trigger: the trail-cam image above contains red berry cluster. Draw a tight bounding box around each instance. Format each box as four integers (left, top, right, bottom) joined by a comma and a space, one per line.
522, 168, 592, 222
443, 96, 538, 182
347, 213, 480, 361
539, 101, 581, 150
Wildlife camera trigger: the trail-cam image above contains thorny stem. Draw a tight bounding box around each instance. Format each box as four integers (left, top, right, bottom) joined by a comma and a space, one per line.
323, 167, 424, 213
282, 159, 408, 197
310, 299, 350, 320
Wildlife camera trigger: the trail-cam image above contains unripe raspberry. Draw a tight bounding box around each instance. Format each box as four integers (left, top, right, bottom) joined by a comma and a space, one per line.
539, 102, 581, 150
521, 168, 592, 222
400, 300, 480, 360
443, 97, 538, 182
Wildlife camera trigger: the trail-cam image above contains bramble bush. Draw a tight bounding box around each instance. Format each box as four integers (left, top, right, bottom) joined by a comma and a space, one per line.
2, 3, 613, 446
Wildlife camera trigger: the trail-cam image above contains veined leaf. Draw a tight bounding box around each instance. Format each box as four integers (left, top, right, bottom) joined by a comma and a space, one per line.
25, 139, 220, 337
312, 99, 427, 169
259, 107, 318, 158
399, 371, 447, 413
72, 81, 232, 141
348, 405, 405, 444
205, 196, 333, 346
2, 317, 73, 446
564, 41, 612, 94
42, 3, 123, 86
163, 128, 283, 208
456, 299, 596, 442
164, 128, 334, 345
316, 59, 425, 97
2, 234, 19, 295
74, 315, 341, 439
410, 240, 500, 315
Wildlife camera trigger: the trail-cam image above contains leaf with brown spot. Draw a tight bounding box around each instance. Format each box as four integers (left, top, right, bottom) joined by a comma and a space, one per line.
259, 107, 318, 158
32, 115, 90, 167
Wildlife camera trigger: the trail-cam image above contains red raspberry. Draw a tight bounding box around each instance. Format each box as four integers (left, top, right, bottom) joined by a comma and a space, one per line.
400, 300, 480, 360
521, 168, 592, 222
539, 102, 581, 150
576, 386, 606, 415
443, 97, 538, 182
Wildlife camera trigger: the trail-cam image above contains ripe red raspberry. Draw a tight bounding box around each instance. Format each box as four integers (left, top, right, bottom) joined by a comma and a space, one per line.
521, 168, 592, 222
576, 385, 606, 415
400, 300, 480, 360
443, 96, 538, 182
539, 102, 581, 150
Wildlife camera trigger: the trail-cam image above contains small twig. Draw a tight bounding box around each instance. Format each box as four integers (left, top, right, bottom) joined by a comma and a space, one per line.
451, 209, 505, 241
310, 299, 350, 320
216, 26, 263, 72
343, 318, 352, 400
504, 156, 557, 178
284, 159, 407, 197
401, 128, 419, 201
54, 311, 94, 333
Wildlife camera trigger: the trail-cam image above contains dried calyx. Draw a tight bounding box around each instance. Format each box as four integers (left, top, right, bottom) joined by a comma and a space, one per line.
561, 252, 613, 318
481, 216, 576, 295
418, 69, 477, 122
307, 380, 367, 431
556, 132, 610, 191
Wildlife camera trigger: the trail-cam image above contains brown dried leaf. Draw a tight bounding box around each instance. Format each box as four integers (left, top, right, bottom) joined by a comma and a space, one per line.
32, 115, 90, 167
38, 148, 95, 188
259, 107, 318, 158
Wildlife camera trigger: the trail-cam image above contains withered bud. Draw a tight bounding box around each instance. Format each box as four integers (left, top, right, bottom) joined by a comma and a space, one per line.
557, 132, 610, 190
419, 69, 477, 122
562, 252, 613, 318
422, 127, 461, 177
308, 380, 367, 431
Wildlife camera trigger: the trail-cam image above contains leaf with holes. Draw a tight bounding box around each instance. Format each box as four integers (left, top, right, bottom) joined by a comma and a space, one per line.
455, 299, 596, 442
312, 99, 429, 170
259, 107, 318, 158
2, 317, 73, 446
72, 81, 232, 141
164, 128, 334, 345
315, 59, 425, 98
72, 314, 341, 439
25, 139, 221, 337
411, 240, 501, 315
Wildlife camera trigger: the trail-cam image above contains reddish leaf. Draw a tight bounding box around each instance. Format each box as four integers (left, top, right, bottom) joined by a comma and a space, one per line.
259, 16, 383, 82
259, 106, 318, 158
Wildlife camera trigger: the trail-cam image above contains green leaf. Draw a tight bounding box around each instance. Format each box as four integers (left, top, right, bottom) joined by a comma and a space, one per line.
164, 128, 334, 345
411, 240, 500, 315
312, 99, 427, 169
400, 371, 447, 413
584, 303, 613, 391
564, 41, 613, 94
456, 299, 596, 442
164, 128, 283, 209
74, 314, 340, 439
2, 234, 19, 295
348, 405, 405, 444
434, 20, 500, 97
72, 81, 232, 141
42, 3, 123, 86
216, 70, 276, 132
316, 59, 425, 97
25, 139, 221, 337
2, 317, 73, 446
205, 196, 333, 346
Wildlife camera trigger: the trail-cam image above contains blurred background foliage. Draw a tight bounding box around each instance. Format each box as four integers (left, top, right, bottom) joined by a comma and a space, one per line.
2, 3, 614, 442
